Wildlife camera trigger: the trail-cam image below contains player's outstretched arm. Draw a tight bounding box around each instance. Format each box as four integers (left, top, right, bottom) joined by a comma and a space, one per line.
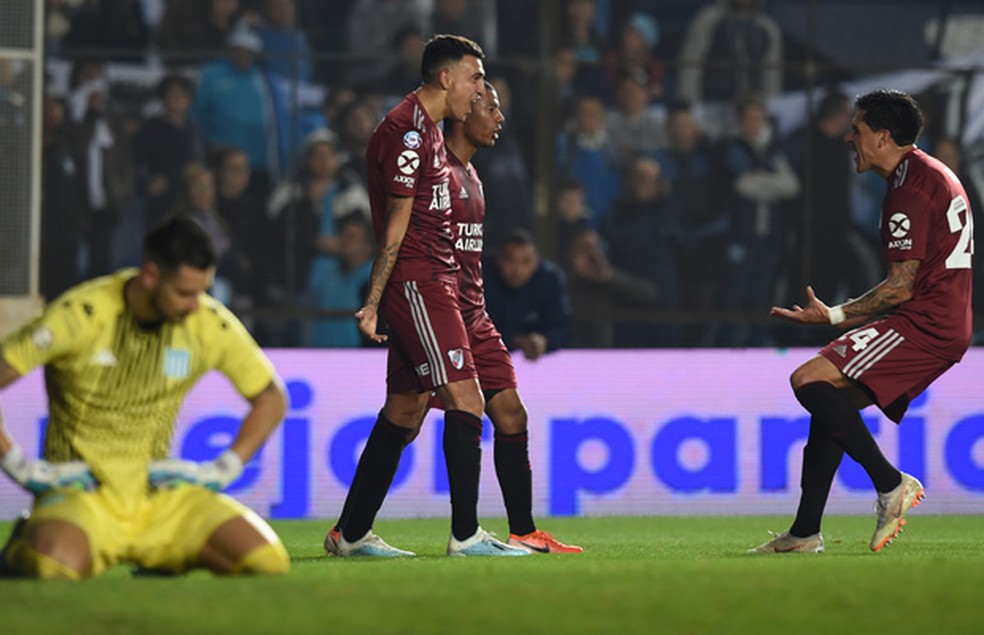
770, 285, 834, 325
356, 195, 414, 342
148, 379, 287, 491
771, 260, 919, 328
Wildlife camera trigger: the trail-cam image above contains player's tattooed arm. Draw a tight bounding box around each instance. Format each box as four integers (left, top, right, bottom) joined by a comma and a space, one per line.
842, 259, 919, 320
357, 195, 414, 342
364, 241, 399, 308
771, 260, 919, 326
363, 195, 414, 309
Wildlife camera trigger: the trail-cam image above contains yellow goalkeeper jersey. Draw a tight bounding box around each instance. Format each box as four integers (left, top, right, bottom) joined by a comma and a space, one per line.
0, 269, 276, 500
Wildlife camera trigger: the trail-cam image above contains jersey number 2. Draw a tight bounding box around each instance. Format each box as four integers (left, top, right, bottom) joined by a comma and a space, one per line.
945, 194, 974, 269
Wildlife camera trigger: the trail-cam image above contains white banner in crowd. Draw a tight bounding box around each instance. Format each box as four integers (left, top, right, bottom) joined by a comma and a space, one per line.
1, 349, 982, 520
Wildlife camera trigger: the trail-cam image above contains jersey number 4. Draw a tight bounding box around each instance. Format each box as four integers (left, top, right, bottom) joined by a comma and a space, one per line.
946, 194, 974, 269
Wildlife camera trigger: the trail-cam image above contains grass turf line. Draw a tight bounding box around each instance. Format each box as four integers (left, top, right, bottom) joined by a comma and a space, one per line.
1, 515, 983, 635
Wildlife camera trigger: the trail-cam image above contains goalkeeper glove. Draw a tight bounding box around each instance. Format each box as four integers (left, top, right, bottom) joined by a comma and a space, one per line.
0, 445, 98, 495
146, 450, 244, 492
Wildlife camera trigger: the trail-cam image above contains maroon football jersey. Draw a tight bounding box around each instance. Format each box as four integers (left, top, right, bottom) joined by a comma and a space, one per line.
881, 148, 974, 360
367, 92, 457, 282
447, 152, 487, 320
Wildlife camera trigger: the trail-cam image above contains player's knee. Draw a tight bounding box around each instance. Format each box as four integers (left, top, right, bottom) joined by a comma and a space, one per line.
4, 537, 85, 580
232, 541, 290, 576
493, 405, 528, 436
29, 521, 92, 577
790, 365, 822, 391
487, 390, 527, 435
440, 379, 485, 417
382, 394, 429, 429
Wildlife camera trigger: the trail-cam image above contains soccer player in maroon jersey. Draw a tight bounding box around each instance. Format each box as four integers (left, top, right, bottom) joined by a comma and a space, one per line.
324, 35, 527, 557
754, 90, 974, 554
433, 83, 582, 553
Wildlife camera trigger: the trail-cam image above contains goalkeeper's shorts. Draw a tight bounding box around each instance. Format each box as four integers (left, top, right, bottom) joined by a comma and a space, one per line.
18, 484, 273, 576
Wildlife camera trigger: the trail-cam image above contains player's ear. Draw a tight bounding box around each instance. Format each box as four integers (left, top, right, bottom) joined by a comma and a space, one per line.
437, 65, 453, 91
878, 129, 891, 148
139, 261, 160, 289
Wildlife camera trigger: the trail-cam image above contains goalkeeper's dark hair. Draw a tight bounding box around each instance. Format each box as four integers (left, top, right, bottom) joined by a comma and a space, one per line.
143, 215, 217, 275
855, 89, 924, 146
421, 34, 484, 84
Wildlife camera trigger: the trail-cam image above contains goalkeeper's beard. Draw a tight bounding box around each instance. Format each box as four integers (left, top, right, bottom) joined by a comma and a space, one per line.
149, 289, 191, 324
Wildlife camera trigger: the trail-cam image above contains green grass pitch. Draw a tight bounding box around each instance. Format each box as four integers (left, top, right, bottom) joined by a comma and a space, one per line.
2, 515, 983, 635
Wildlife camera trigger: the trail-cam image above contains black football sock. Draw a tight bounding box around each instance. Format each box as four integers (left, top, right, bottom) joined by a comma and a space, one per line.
494, 430, 535, 536
795, 382, 901, 493
338, 413, 413, 543
444, 409, 483, 541
789, 421, 844, 537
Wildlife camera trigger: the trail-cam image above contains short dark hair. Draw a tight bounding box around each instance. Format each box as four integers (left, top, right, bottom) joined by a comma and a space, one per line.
501, 227, 536, 249
557, 179, 584, 194
735, 91, 766, 116
816, 90, 849, 121
156, 73, 195, 100
143, 216, 217, 275
337, 211, 372, 237
855, 89, 924, 146
420, 34, 484, 84
206, 144, 247, 174
666, 97, 693, 116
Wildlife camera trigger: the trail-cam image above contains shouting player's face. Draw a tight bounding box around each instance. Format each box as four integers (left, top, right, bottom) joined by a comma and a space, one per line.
463, 86, 504, 148
150, 264, 213, 323
446, 55, 486, 122
846, 109, 888, 175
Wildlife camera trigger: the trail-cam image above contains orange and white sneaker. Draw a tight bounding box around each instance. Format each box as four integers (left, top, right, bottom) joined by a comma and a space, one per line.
870, 472, 925, 552
324, 527, 415, 557
508, 530, 583, 554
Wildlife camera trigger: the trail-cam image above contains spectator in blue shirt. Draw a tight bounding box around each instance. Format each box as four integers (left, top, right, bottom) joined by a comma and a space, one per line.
484, 229, 572, 361
256, 0, 313, 82
557, 94, 622, 228
308, 212, 375, 347
191, 28, 285, 198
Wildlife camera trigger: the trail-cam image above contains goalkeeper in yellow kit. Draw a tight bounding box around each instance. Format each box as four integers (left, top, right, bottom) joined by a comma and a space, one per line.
0, 216, 290, 579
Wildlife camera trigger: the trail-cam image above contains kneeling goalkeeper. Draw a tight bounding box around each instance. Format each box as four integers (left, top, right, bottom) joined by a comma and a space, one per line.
0, 216, 290, 579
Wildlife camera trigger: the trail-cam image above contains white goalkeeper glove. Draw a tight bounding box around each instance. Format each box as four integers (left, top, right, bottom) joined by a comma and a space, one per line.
146, 450, 244, 492
0, 445, 98, 495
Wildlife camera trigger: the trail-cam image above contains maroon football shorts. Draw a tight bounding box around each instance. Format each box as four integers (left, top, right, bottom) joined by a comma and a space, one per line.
428, 311, 518, 410
820, 315, 955, 423
466, 311, 518, 392
383, 278, 477, 394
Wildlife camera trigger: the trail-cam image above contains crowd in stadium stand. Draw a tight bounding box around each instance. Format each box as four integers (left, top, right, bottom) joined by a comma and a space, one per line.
25, 0, 984, 349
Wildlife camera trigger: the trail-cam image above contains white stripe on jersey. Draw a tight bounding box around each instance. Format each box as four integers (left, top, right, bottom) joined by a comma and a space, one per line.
403, 281, 447, 385
893, 159, 909, 188
842, 329, 905, 379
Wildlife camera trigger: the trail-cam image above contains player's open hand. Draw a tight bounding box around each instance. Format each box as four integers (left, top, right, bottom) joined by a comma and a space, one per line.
355, 305, 387, 343
770, 286, 832, 325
